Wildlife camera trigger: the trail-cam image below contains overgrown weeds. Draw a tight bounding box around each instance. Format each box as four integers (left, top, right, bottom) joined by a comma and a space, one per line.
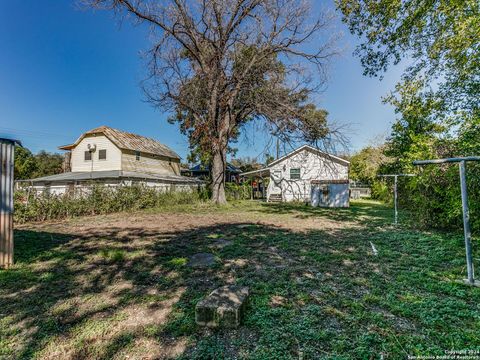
14, 184, 203, 223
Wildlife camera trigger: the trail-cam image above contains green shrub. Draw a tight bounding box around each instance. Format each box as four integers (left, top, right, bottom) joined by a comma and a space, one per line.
399, 164, 479, 231
225, 183, 252, 200
14, 184, 203, 223
371, 181, 391, 203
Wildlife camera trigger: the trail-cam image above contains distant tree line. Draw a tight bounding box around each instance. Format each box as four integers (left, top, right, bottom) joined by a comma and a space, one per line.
14, 146, 64, 180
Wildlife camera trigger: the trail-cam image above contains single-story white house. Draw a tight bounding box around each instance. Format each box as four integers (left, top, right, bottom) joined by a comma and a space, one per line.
241, 145, 350, 207
17, 126, 202, 195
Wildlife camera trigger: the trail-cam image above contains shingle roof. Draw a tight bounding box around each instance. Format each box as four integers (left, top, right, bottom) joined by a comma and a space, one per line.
59, 126, 180, 160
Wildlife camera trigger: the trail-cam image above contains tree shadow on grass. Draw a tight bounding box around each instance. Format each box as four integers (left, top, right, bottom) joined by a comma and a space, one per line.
14, 230, 78, 264
258, 200, 395, 226
1, 216, 479, 359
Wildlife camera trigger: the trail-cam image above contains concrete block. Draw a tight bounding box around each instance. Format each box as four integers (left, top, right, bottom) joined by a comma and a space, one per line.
195, 286, 249, 328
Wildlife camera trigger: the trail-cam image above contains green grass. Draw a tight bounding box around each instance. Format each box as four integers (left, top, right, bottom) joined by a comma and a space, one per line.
1, 200, 479, 359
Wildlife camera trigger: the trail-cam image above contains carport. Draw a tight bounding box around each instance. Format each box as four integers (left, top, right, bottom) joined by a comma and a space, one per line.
239, 168, 270, 200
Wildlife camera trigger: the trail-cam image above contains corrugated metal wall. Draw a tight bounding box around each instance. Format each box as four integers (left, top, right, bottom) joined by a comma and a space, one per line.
0, 139, 14, 268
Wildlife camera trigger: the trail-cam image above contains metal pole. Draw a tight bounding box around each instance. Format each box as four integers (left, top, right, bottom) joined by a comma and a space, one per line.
378, 174, 414, 224
251, 178, 254, 200
459, 160, 474, 284
394, 175, 398, 225
413, 156, 479, 286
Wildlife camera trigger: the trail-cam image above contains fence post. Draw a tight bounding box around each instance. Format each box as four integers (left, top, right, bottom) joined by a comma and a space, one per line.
377, 174, 415, 225
394, 175, 398, 225
0, 138, 20, 268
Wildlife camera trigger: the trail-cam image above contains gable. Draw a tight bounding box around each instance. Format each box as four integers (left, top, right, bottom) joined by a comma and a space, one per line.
69, 134, 123, 172
269, 145, 349, 168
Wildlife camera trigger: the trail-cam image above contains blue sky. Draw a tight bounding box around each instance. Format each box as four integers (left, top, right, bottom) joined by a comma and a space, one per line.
0, 0, 402, 162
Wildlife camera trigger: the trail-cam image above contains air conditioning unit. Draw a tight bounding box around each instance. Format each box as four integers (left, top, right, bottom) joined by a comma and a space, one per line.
87, 143, 97, 152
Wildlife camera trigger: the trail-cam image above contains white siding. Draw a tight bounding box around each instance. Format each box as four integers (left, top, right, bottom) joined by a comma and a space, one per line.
70, 135, 122, 172
267, 148, 349, 202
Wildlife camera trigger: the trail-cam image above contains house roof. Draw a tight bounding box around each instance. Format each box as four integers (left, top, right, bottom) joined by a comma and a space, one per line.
240, 168, 271, 177
240, 145, 349, 177
0, 135, 22, 146
187, 163, 241, 173
18, 170, 203, 184
59, 126, 180, 160
268, 145, 349, 167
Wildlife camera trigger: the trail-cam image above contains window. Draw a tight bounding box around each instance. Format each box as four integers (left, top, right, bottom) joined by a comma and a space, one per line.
135, 151, 141, 161
84, 151, 92, 161
99, 149, 107, 160
290, 168, 300, 180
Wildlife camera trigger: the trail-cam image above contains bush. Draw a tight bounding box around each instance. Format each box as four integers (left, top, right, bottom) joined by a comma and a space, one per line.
225, 183, 252, 201
399, 164, 480, 231
371, 180, 391, 203
14, 184, 203, 223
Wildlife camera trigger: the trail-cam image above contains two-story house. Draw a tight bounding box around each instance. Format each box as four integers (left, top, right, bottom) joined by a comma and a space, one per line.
23, 126, 201, 195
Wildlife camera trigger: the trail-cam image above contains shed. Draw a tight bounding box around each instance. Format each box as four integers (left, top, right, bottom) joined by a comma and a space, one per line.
1, 137, 21, 268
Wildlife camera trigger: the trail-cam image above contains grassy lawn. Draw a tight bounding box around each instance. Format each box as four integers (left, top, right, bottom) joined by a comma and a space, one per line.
1, 200, 479, 359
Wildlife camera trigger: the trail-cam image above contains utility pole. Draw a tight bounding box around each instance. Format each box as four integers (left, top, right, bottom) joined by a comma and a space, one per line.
377, 174, 415, 225
413, 156, 480, 287
276, 137, 280, 159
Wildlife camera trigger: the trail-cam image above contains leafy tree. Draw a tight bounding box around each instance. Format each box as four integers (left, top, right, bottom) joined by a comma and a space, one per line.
265, 154, 275, 165
378, 87, 480, 230
33, 151, 64, 178
14, 147, 37, 180
231, 157, 262, 173
337, 0, 479, 126
349, 145, 389, 184
382, 80, 448, 173
14, 147, 63, 180
338, 0, 479, 229
87, 0, 336, 204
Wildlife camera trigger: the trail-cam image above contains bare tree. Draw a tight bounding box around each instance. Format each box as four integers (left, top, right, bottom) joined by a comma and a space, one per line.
87, 0, 338, 204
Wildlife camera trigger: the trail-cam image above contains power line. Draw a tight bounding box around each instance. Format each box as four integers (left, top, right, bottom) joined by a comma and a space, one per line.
0, 127, 75, 140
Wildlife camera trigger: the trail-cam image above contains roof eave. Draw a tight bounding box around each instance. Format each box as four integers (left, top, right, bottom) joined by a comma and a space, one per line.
58, 144, 74, 151
240, 168, 270, 177
0, 138, 22, 146
268, 145, 350, 167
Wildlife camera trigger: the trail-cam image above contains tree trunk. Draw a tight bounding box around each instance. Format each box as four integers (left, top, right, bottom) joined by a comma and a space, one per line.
211, 146, 227, 205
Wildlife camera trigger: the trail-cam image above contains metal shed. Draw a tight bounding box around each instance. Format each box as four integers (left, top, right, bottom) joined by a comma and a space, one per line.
1, 137, 21, 268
